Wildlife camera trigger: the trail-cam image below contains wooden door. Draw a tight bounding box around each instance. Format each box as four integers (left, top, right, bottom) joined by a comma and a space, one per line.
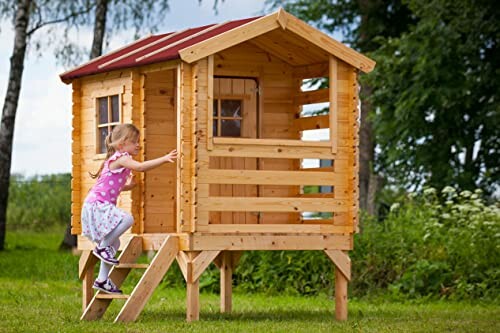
210, 78, 258, 225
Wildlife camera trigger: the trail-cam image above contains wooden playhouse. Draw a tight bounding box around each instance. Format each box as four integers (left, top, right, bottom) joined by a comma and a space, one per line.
60, 9, 375, 323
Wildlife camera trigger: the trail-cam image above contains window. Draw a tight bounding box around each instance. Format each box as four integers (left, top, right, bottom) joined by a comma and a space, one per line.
213, 99, 242, 137
96, 94, 120, 154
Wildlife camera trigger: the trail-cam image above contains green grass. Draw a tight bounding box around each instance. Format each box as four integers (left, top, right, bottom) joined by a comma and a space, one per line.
1, 229, 499, 333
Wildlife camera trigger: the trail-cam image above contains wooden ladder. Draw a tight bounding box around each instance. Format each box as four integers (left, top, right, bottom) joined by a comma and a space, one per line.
80, 235, 179, 322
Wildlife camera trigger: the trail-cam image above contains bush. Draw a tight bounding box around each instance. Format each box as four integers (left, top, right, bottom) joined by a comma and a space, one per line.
7, 173, 71, 231
220, 187, 500, 301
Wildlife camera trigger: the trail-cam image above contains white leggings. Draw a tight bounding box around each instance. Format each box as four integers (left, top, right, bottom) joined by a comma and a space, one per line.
97, 213, 134, 281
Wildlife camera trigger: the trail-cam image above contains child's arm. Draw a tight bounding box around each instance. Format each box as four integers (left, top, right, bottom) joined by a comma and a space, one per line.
113, 149, 178, 172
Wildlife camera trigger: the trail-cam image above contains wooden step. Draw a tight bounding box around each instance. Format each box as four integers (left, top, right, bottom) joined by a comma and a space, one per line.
116, 263, 150, 269
95, 293, 130, 300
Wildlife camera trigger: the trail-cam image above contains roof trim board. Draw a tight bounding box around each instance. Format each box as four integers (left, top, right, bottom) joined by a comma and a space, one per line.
179, 9, 375, 73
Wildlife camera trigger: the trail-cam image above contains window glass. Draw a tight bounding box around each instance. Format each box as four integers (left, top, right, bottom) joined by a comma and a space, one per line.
213, 100, 218, 116
111, 95, 119, 122
213, 120, 218, 136
221, 119, 241, 137
98, 127, 108, 154
221, 100, 241, 118
98, 97, 108, 124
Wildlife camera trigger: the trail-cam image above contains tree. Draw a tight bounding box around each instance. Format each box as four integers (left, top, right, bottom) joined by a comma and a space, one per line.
0, 0, 94, 251
367, 0, 499, 194
265, 0, 415, 214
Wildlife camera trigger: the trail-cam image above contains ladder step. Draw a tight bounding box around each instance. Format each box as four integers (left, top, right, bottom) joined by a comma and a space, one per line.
116, 263, 150, 269
96, 293, 130, 300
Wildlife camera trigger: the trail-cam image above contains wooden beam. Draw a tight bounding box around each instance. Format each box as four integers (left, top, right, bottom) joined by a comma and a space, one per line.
190, 234, 353, 251
207, 55, 214, 151
198, 169, 346, 186
179, 13, 280, 63
176, 251, 189, 281
199, 197, 351, 213
192, 250, 221, 282
186, 252, 200, 322
293, 115, 329, 131
335, 268, 348, 320
294, 88, 329, 105
324, 250, 351, 281
206, 224, 353, 234
78, 249, 98, 280
277, 7, 288, 30
330, 56, 338, 154
293, 63, 329, 79
213, 137, 330, 147
220, 251, 233, 313
79, 251, 97, 312
208, 142, 347, 160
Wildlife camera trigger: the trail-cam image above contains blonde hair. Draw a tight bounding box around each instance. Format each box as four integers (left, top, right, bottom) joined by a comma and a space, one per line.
90, 123, 140, 179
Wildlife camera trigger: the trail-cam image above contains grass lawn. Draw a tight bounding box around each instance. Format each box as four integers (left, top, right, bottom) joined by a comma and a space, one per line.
0, 229, 499, 333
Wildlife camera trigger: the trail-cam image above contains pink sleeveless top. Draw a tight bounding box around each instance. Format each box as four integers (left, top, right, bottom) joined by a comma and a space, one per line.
85, 151, 131, 205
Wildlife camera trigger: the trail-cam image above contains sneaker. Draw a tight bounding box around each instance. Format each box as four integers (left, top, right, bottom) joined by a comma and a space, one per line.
93, 245, 119, 265
93, 278, 122, 294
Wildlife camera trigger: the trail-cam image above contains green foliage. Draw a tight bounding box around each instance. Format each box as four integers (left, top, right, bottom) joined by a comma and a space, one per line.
2, 230, 499, 332
7, 173, 71, 231
366, 0, 500, 193
216, 188, 500, 301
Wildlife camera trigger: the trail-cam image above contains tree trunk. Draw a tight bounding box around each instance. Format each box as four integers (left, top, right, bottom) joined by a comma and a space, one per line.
89, 0, 108, 59
60, 0, 109, 250
0, 0, 32, 251
359, 83, 376, 215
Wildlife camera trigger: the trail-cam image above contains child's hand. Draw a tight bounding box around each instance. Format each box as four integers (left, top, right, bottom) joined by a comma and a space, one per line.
125, 174, 137, 189
165, 149, 178, 163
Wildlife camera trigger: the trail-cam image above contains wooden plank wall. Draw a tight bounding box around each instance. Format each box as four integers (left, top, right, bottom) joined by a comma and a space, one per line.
213, 42, 298, 225
71, 79, 82, 234
334, 61, 359, 232
143, 69, 177, 233
74, 71, 135, 235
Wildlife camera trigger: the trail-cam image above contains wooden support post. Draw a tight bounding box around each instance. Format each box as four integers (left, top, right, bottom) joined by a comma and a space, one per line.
335, 267, 348, 321
324, 250, 351, 321
79, 250, 97, 311
186, 251, 200, 322
220, 251, 233, 313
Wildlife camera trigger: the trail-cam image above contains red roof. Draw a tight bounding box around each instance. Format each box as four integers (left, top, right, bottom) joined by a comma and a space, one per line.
60, 16, 261, 82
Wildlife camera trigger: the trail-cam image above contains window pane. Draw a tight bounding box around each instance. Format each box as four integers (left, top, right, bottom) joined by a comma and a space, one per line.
98, 97, 108, 124
213, 120, 218, 136
111, 95, 119, 122
221, 119, 241, 137
213, 99, 218, 116
221, 100, 241, 118
98, 127, 109, 154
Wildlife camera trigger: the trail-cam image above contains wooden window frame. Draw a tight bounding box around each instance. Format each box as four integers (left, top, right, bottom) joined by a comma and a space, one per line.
93, 86, 124, 158
213, 98, 244, 137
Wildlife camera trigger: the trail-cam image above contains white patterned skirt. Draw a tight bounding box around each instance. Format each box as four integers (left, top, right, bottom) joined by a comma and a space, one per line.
81, 201, 128, 244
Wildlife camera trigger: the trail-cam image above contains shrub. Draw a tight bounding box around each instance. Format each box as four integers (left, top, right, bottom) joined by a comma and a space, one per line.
7, 173, 71, 231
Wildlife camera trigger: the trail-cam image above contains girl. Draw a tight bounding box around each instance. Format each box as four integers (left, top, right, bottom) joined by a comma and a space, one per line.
81, 123, 177, 294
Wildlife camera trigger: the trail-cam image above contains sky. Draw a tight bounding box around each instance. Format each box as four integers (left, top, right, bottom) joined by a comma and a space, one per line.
0, 0, 328, 176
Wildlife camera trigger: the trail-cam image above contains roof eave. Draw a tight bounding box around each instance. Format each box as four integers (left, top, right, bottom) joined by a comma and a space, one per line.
179, 8, 376, 73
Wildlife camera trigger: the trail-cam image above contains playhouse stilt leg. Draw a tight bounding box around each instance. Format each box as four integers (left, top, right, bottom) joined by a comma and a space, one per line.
82, 267, 94, 311
334, 267, 348, 321
186, 251, 200, 322
187, 278, 200, 321
79, 250, 96, 312
220, 251, 233, 313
